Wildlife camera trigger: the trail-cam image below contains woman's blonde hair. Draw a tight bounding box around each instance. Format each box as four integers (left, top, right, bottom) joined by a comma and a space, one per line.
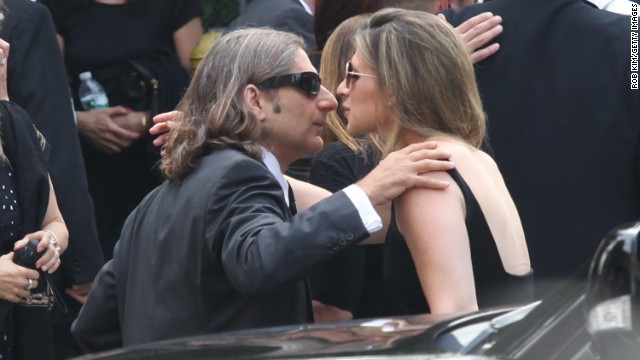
161, 28, 304, 181
319, 14, 374, 153
355, 8, 486, 156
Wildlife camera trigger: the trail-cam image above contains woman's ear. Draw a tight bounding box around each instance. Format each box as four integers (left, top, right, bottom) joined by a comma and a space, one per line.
388, 95, 396, 107
244, 84, 267, 122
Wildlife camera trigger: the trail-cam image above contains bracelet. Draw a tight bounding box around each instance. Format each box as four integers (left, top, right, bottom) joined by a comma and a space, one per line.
141, 115, 147, 128
43, 229, 61, 253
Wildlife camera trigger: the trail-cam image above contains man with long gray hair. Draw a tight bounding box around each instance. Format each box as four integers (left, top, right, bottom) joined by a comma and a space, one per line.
71, 28, 455, 352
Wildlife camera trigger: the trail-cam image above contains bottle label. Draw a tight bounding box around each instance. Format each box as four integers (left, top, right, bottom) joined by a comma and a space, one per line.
80, 93, 110, 110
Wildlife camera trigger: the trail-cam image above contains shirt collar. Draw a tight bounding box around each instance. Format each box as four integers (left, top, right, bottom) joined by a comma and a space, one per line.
260, 146, 290, 206
586, 0, 612, 7
298, 0, 312, 15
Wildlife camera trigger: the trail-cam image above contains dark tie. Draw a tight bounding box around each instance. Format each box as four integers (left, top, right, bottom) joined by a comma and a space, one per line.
287, 183, 297, 216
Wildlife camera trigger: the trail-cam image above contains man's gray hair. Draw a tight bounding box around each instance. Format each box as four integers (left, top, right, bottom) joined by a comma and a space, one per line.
161, 28, 305, 181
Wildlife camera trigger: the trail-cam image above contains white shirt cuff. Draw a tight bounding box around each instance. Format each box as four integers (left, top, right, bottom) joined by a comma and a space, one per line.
342, 184, 383, 233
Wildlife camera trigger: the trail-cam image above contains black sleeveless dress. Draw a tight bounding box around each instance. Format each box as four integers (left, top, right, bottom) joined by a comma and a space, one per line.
0, 101, 55, 360
384, 168, 533, 315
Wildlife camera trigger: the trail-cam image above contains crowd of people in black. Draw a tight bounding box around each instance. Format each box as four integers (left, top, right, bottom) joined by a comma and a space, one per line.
0, 0, 636, 358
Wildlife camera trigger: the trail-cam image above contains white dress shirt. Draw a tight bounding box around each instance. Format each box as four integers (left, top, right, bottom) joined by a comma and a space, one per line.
261, 147, 382, 233
587, 0, 635, 15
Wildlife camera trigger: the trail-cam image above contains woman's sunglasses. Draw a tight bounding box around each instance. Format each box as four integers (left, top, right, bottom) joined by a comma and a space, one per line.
345, 62, 376, 90
257, 72, 321, 96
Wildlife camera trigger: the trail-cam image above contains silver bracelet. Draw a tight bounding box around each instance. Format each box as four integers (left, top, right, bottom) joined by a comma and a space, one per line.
43, 229, 61, 253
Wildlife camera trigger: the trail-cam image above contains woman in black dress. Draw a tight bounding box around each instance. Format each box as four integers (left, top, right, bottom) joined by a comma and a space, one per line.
0, 38, 69, 360
336, 9, 532, 315
42, 0, 202, 260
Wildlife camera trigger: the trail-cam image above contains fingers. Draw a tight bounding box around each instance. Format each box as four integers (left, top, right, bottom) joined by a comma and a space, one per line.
406, 148, 453, 162
24, 277, 38, 290
109, 120, 141, 140
104, 123, 141, 152
456, 12, 503, 61
13, 237, 30, 251
152, 133, 169, 148
14, 284, 32, 301
415, 158, 455, 172
65, 288, 89, 304
72, 283, 92, 296
21, 232, 60, 273
35, 233, 49, 253
469, 43, 500, 64
14, 271, 39, 301
35, 245, 60, 273
456, 12, 498, 36
39, 252, 60, 273
149, 121, 174, 136
0, 39, 10, 59
413, 175, 451, 190
0, 39, 8, 101
66, 283, 93, 304
463, 22, 502, 53
0, 253, 41, 302
152, 110, 182, 124
104, 106, 132, 117
396, 140, 438, 155
22, 268, 40, 281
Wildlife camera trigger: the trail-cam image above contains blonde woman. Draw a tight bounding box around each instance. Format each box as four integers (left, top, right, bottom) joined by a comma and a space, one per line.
337, 9, 532, 315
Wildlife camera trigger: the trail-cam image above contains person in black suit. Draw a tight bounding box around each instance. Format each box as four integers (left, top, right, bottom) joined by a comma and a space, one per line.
227, 0, 316, 51
71, 27, 455, 352
441, 0, 640, 295
0, 0, 104, 358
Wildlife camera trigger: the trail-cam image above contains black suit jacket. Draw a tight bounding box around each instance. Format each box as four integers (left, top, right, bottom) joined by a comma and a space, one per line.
442, 0, 640, 281
226, 0, 315, 52
72, 148, 369, 351
1, 0, 104, 284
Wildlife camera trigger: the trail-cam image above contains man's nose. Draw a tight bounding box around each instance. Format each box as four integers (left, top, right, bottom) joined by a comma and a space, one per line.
317, 85, 338, 111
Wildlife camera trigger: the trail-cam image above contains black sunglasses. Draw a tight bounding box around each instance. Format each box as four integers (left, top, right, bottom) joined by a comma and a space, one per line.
257, 72, 321, 96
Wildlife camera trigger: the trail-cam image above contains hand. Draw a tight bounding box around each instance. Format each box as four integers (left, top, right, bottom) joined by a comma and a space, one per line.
0, 38, 10, 101
112, 110, 148, 135
357, 141, 455, 206
14, 231, 61, 273
0, 252, 40, 303
65, 282, 92, 304
442, 12, 503, 64
150, 110, 182, 156
312, 300, 353, 323
76, 106, 141, 154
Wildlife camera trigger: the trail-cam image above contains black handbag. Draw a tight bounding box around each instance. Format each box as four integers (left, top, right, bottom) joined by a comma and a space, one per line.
85, 51, 188, 116
121, 59, 160, 116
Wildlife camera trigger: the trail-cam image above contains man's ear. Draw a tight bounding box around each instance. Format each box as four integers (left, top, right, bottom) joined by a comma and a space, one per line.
244, 84, 268, 122
447, 0, 465, 9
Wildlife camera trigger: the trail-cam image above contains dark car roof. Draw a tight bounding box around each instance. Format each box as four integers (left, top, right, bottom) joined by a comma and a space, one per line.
75, 311, 511, 360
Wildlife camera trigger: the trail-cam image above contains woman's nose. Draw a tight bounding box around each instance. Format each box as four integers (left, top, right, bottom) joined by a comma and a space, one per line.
336, 79, 349, 98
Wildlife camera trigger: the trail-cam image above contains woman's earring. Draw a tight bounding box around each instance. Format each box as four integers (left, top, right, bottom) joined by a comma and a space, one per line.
387, 101, 392, 107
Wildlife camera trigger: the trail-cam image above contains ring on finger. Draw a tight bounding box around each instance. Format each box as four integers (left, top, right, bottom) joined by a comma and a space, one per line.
0, 57, 7, 66
26, 278, 34, 290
